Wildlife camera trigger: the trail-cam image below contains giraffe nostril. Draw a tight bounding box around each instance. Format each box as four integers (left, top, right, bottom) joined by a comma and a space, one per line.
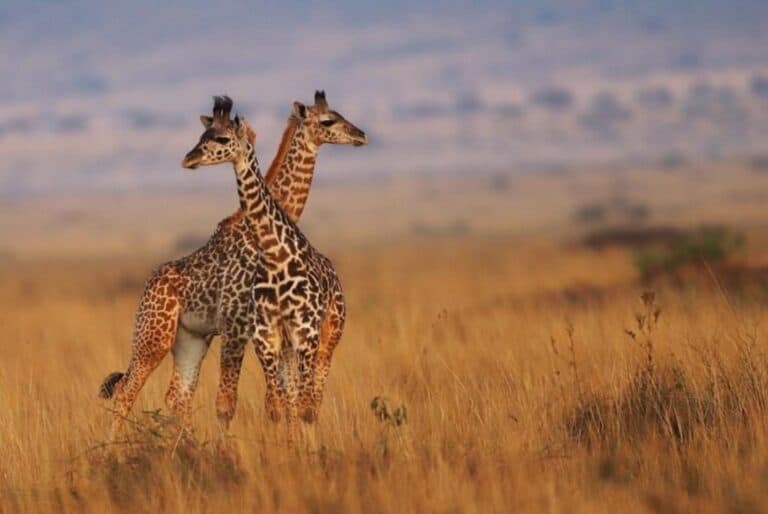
182, 149, 203, 169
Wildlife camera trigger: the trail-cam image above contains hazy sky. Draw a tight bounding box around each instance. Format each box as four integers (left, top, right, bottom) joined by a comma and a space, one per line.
2, 0, 768, 195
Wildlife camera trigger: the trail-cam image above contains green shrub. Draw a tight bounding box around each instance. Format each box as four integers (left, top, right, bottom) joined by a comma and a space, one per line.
633, 226, 744, 279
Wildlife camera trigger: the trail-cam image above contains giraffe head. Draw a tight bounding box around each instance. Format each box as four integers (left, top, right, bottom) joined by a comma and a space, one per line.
292, 90, 367, 147
182, 96, 255, 169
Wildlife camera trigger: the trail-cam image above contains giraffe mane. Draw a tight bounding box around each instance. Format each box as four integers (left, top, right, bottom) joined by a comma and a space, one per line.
264, 115, 299, 185
212, 95, 233, 125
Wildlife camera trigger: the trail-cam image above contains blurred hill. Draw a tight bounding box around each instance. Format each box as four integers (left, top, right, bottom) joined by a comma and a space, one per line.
4, 160, 768, 261
1, 0, 768, 195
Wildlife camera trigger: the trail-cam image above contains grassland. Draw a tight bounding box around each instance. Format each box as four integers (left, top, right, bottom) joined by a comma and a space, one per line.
2, 162, 768, 513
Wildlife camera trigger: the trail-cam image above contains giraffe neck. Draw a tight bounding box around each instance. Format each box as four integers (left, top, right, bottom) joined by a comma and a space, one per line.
264, 117, 318, 224
234, 145, 297, 260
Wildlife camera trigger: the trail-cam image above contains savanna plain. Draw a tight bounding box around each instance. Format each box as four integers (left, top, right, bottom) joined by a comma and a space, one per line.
3, 162, 768, 513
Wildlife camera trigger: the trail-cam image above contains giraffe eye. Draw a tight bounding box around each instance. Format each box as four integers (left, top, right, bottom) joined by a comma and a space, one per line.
320, 120, 336, 127
214, 136, 231, 144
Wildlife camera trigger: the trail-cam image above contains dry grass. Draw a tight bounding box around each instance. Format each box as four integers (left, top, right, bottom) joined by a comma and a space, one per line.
2, 233, 768, 514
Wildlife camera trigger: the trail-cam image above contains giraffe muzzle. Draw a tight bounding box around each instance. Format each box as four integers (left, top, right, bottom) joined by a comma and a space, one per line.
182, 149, 203, 169
351, 129, 367, 147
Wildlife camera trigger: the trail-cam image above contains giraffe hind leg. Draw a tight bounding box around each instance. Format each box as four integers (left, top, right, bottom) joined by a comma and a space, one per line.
107, 276, 181, 441
253, 323, 287, 424
285, 318, 322, 425
302, 297, 345, 423
277, 336, 299, 425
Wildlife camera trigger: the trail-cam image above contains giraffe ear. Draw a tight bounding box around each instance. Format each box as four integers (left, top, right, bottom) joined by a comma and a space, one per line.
200, 115, 214, 128
292, 101, 307, 119
233, 115, 254, 142
245, 124, 256, 144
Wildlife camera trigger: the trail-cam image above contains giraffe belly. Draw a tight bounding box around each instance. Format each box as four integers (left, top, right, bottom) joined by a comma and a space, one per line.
179, 311, 217, 336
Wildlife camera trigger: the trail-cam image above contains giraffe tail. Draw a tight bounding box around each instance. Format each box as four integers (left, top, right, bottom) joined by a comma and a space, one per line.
98, 372, 125, 399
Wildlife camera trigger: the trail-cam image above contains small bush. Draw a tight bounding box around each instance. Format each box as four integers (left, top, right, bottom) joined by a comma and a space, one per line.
68, 410, 245, 507
580, 226, 684, 249
573, 200, 651, 228
563, 293, 765, 450
751, 74, 768, 100
635, 86, 674, 110
530, 86, 574, 111
572, 203, 607, 225
660, 152, 687, 169
566, 365, 717, 447
633, 226, 745, 279
370, 397, 408, 427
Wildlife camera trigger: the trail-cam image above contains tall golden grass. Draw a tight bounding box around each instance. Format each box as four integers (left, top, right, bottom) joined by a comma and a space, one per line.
2, 235, 768, 513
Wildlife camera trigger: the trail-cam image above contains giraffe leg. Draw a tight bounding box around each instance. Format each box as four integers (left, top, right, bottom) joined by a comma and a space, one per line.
257, 346, 283, 424
303, 299, 345, 423
252, 307, 297, 441
285, 318, 322, 425
277, 339, 299, 428
109, 293, 180, 441
164, 326, 211, 432
216, 337, 247, 431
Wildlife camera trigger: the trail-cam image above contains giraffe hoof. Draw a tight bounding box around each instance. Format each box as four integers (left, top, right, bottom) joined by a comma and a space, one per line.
216, 412, 234, 431
300, 408, 318, 423
266, 407, 282, 423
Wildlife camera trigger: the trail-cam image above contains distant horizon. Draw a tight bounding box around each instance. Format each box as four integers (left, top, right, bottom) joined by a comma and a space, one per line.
2, 0, 768, 196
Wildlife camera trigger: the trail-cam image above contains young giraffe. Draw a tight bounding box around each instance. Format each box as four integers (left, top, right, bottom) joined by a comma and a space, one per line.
216, 91, 364, 428
100, 92, 365, 436
181, 96, 347, 435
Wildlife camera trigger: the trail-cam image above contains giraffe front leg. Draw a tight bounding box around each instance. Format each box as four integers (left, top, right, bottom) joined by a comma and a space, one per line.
251, 311, 285, 423
216, 336, 247, 432
254, 323, 300, 444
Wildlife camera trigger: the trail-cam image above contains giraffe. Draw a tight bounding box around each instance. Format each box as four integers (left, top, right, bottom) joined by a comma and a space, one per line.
99, 92, 365, 437
180, 96, 347, 436
215, 90, 365, 428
